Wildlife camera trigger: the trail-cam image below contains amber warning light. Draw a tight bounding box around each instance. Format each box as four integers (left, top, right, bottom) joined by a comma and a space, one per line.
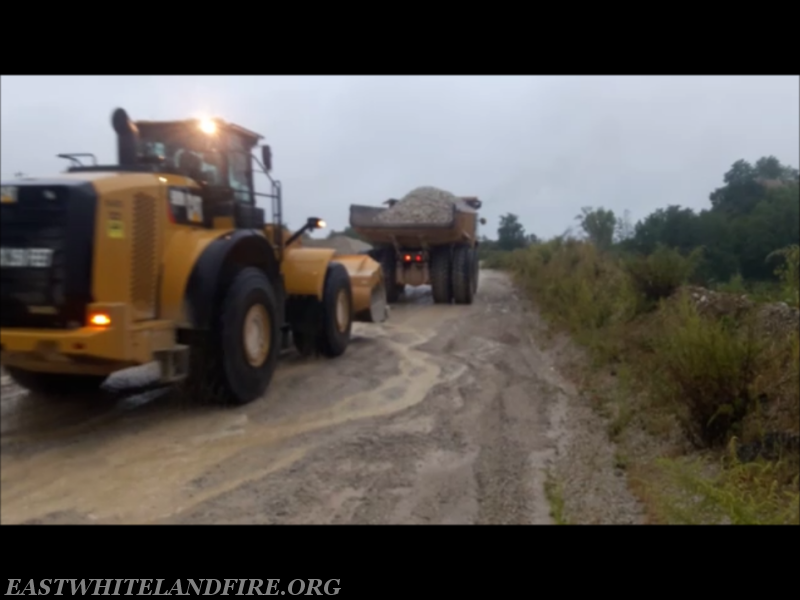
90, 313, 111, 326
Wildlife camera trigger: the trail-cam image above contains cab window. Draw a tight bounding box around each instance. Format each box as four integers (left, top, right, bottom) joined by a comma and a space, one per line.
139, 130, 224, 186
228, 149, 253, 204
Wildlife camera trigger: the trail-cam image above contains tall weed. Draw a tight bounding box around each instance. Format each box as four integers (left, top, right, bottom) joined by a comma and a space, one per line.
652, 292, 766, 448
509, 240, 637, 333
767, 244, 800, 307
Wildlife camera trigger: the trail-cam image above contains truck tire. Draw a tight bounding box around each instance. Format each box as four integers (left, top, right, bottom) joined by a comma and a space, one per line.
452, 245, 475, 305
5, 366, 107, 397
317, 262, 353, 357
377, 249, 403, 303
188, 267, 281, 405
430, 247, 452, 304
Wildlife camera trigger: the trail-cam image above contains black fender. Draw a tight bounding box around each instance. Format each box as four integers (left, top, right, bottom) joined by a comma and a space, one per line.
184, 229, 282, 331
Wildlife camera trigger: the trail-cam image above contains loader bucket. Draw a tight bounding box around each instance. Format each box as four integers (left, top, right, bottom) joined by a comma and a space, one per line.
333, 255, 389, 323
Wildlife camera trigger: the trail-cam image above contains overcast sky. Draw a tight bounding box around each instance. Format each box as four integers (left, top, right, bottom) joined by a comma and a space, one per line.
2, 75, 797, 239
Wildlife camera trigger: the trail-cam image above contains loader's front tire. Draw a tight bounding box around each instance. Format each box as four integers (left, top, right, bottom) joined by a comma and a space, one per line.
430, 246, 452, 304
452, 245, 476, 305
318, 263, 353, 357
187, 267, 281, 406
5, 367, 107, 397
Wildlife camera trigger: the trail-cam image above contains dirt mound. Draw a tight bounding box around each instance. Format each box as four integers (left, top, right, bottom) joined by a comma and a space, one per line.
303, 235, 372, 256
757, 302, 800, 338
680, 285, 799, 338
373, 186, 458, 226
682, 286, 754, 320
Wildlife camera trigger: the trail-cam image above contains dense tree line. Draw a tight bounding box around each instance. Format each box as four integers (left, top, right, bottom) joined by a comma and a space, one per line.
485, 156, 799, 285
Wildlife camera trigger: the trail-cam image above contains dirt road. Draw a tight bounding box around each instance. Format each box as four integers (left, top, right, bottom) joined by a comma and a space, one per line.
0, 269, 640, 524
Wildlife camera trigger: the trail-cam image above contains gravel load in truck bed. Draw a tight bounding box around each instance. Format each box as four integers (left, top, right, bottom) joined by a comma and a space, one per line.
373, 186, 458, 226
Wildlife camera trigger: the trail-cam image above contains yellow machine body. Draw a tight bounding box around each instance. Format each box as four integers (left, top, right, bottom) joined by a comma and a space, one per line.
0, 170, 385, 378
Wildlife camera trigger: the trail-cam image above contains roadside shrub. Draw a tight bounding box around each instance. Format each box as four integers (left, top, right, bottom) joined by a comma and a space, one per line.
714, 273, 747, 295
509, 240, 637, 333
481, 250, 511, 269
768, 244, 800, 307
751, 328, 800, 439
653, 292, 767, 448
624, 245, 703, 307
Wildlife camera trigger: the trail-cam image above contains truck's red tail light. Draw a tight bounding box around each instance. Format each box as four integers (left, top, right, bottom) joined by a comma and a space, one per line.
404, 254, 411, 262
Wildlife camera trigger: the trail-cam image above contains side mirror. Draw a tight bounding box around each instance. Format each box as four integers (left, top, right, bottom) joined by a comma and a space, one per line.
479, 217, 487, 225
261, 145, 272, 172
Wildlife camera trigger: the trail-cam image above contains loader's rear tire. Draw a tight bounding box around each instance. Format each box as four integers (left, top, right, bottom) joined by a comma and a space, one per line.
318, 262, 353, 357
5, 366, 107, 397
452, 245, 475, 305
187, 267, 281, 406
430, 247, 452, 304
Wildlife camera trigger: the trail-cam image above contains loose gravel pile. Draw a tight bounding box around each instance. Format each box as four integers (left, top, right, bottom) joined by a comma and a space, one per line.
373, 186, 458, 226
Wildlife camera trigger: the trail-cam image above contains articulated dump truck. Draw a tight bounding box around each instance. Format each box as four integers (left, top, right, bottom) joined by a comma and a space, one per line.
0, 108, 387, 405
349, 194, 486, 305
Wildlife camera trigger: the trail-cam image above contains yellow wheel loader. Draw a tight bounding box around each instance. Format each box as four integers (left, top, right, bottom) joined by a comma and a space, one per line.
0, 108, 388, 405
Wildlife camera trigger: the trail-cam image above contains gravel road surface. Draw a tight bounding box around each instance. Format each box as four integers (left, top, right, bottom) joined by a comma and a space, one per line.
0, 269, 639, 524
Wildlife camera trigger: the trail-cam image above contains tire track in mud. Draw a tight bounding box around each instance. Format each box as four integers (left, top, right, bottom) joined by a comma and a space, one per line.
1, 270, 592, 524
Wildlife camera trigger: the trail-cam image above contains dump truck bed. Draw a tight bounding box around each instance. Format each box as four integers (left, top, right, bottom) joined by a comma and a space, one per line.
349, 202, 477, 247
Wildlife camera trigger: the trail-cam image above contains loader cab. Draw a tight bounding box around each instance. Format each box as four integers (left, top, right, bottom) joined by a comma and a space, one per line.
135, 118, 262, 206
62, 108, 289, 249
130, 117, 275, 231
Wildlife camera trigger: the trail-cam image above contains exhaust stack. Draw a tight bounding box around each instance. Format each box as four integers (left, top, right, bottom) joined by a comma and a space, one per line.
111, 108, 140, 166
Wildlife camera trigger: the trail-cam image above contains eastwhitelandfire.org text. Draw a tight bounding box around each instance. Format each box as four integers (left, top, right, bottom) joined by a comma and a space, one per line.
6, 579, 341, 595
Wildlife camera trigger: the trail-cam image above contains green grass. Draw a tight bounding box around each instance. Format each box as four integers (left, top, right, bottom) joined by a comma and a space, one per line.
544, 472, 569, 525
639, 445, 799, 525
